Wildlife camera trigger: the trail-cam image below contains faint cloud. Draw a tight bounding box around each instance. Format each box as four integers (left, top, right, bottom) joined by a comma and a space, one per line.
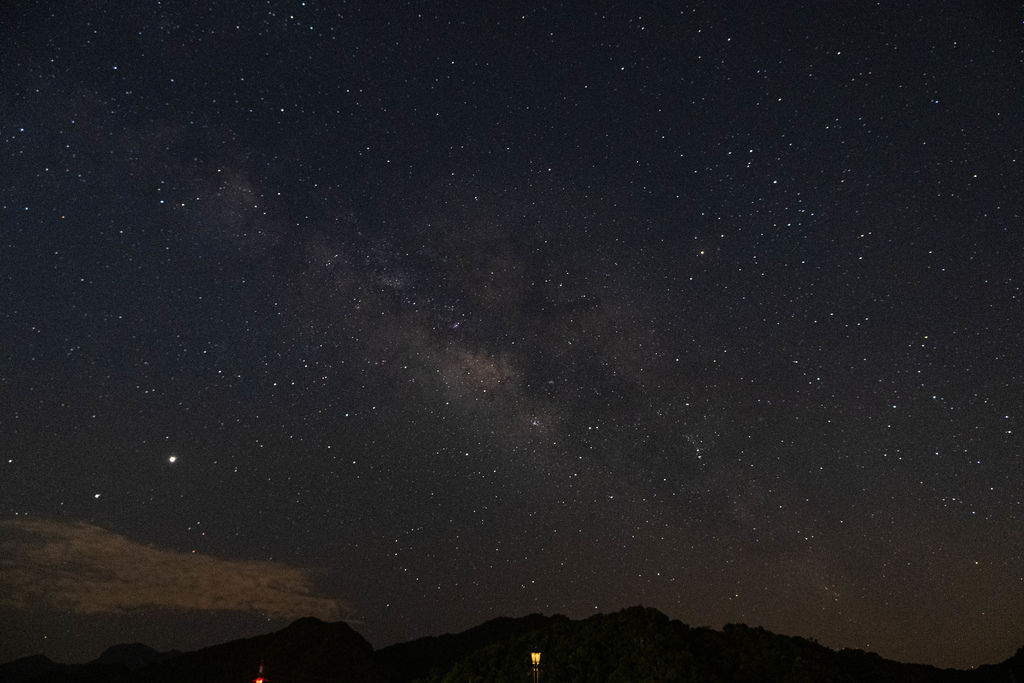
0, 519, 348, 621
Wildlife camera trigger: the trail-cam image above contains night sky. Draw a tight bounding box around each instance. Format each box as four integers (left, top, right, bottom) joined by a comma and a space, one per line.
1, 1, 1022, 670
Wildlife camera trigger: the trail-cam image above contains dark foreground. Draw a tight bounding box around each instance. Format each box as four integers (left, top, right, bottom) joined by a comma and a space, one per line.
2, 606, 1022, 682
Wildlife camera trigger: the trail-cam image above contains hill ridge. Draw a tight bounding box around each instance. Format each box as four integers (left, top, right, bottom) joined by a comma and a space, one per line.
1, 606, 1021, 682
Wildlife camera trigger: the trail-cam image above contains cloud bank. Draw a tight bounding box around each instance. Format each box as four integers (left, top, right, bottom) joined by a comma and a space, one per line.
0, 519, 347, 621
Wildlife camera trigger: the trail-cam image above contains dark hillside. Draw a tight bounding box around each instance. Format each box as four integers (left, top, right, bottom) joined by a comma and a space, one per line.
413, 607, 998, 683
378, 612, 563, 681
2, 608, 1021, 683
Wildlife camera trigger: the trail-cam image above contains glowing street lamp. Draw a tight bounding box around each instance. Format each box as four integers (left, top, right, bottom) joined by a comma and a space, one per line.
530, 651, 541, 683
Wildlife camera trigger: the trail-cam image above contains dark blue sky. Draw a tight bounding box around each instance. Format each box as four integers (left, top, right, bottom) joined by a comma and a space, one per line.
1, 1, 1021, 669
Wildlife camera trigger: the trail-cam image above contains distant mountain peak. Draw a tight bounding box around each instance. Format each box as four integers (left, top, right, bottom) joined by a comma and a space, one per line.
95, 642, 162, 669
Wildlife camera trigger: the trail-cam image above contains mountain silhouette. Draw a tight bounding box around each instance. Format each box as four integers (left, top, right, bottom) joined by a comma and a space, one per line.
378, 612, 560, 680
2, 607, 1022, 682
94, 643, 179, 671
